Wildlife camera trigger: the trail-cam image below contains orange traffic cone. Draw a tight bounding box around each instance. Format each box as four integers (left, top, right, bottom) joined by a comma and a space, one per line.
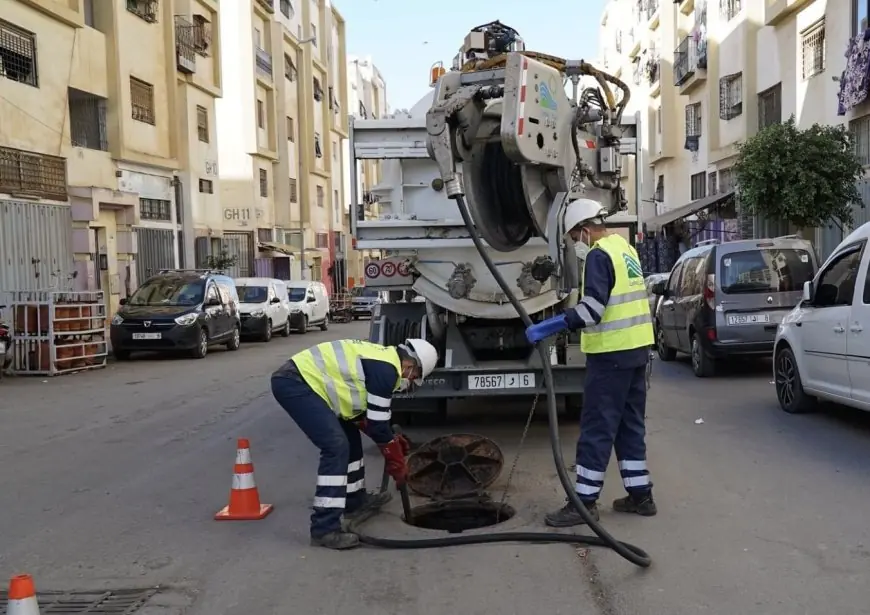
7, 574, 40, 615
214, 438, 274, 521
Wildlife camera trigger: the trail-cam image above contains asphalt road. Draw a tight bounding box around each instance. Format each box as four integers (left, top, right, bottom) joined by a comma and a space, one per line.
2, 322, 870, 614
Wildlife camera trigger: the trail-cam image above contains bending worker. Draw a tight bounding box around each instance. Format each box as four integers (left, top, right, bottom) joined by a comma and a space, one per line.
270, 337, 438, 550
526, 198, 656, 527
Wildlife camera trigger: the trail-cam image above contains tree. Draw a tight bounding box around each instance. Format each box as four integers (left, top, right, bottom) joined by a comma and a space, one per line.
205, 250, 238, 271
733, 115, 865, 231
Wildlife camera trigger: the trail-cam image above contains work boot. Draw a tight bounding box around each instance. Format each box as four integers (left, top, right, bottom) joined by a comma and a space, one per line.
343, 491, 393, 525
544, 499, 600, 528
612, 491, 657, 516
310, 531, 360, 550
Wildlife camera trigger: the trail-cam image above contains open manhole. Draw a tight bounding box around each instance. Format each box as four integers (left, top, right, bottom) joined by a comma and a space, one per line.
405, 500, 516, 533
0, 587, 157, 614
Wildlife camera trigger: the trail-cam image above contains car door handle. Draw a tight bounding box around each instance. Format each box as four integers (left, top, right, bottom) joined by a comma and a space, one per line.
833, 326, 845, 333
851, 325, 863, 333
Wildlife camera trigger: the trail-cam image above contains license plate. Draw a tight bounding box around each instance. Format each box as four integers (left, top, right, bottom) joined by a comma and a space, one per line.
132, 332, 162, 340
468, 373, 535, 390
727, 314, 770, 326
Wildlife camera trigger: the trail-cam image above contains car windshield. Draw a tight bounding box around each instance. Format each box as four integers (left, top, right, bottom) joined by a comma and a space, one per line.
128, 277, 204, 306
237, 286, 268, 303
288, 288, 307, 302
352, 287, 379, 298
719, 248, 815, 294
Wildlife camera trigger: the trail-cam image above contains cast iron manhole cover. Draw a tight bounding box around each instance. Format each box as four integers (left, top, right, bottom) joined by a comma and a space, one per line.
406, 433, 504, 499
0, 588, 158, 614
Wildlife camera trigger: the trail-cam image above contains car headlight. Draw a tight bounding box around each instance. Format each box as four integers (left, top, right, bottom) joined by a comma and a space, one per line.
111, 314, 124, 326
250, 309, 266, 317
290, 308, 302, 314
174, 313, 198, 326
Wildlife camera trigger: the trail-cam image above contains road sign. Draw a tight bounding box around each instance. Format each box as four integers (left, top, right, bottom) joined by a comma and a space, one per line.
397, 261, 410, 277
380, 261, 397, 277
365, 262, 380, 278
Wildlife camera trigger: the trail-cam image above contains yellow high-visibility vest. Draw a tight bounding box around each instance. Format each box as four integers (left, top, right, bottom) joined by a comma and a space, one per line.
581, 234, 654, 354
291, 339, 402, 419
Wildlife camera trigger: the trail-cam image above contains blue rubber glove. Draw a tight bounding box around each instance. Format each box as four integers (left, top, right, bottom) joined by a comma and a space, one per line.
525, 315, 569, 344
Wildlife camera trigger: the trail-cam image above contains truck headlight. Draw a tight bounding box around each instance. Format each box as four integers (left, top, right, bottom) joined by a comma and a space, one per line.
111, 314, 124, 326
250, 309, 266, 317
174, 313, 198, 326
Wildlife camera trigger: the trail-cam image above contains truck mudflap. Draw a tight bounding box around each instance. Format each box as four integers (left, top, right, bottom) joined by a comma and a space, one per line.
393, 365, 585, 400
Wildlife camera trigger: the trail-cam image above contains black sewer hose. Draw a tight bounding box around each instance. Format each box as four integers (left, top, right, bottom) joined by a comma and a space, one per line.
350, 195, 651, 568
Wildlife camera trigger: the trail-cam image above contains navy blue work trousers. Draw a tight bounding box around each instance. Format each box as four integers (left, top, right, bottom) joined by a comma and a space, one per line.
270, 373, 368, 538
574, 360, 652, 503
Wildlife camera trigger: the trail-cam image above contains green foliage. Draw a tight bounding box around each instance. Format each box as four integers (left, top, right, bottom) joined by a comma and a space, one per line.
205, 250, 238, 271
733, 115, 864, 230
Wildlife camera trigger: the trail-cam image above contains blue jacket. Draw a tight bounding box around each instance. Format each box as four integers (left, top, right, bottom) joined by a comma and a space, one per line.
359, 358, 400, 444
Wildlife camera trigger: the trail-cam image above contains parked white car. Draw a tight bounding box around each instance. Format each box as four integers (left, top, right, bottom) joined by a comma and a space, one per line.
286, 280, 330, 333
235, 277, 292, 342
775, 223, 870, 413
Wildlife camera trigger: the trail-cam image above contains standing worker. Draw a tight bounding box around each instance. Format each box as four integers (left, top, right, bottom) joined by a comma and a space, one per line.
271, 337, 439, 550
526, 198, 656, 527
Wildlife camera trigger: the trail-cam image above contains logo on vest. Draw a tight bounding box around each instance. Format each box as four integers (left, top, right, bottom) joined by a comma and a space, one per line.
622, 252, 644, 279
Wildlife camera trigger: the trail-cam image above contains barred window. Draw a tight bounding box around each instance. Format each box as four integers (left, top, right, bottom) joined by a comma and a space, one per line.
313, 77, 323, 101
757, 83, 781, 130
314, 133, 323, 158
196, 105, 209, 142
708, 172, 718, 196
69, 88, 108, 151
140, 198, 171, 221
315, 232, 329, 248
284, 53, 297, 81
198, 179, 213, 193
0, 20, 38, 87
127, 0, 158, 23
259, 169, 268, 197
719, 73, 742, 120
193, 14, 212, 56
720, 0, 741, 22
690, 172, 706, 200
316, 185, 324, 208
685, 103, 701, 137
130, 77, 156, 125
289, 177, 298, 203
850, 114, 870, 167
0, 146, 67, 200
801, 20, 825, 80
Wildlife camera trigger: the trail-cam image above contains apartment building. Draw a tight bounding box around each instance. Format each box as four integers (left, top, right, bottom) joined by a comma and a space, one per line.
0, 0, 223, 316
343, 55, 387, 285
214, 0, 349, 289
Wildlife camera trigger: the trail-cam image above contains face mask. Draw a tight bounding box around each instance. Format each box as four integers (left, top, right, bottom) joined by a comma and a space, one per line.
574, 241, 590, 260
398, 378, 412, 392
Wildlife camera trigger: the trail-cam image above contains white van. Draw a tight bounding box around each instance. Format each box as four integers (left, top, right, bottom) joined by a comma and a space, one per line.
235, 277, 292, 342
286, 280, 330, 333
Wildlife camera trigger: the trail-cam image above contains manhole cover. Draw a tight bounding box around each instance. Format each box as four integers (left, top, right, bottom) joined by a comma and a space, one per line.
0, 588, 157, 614
406, 433, 504, 499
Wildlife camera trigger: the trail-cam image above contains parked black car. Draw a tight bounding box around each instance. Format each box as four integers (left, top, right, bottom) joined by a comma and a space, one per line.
110, 269, 241, 360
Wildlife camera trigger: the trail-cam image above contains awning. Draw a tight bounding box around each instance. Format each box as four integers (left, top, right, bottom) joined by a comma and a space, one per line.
258, 241, 299, 256
646, 190, 736, 231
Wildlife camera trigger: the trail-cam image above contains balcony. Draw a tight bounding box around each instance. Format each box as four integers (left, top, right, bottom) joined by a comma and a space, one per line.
674, 35, 707, 94
174, 16, 196, 74
255, 47, 273, 80
645, 56, 661, 96
765, 0, 814, 26
0, 146, 68, 200
646, 0, 660, 27
254, 0, 275, 13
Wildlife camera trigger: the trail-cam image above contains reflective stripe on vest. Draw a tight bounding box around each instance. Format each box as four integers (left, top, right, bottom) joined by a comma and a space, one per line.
581, 234, 655, 354
291, 340, 402, 419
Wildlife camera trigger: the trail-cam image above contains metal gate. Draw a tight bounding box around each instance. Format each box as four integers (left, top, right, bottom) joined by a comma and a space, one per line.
136, 227, 176, 283
0, 200, 73, 300
222, 231, 254, 277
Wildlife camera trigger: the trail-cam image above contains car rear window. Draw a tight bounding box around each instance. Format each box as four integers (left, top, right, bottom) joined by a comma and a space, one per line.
719, 248, 814, 294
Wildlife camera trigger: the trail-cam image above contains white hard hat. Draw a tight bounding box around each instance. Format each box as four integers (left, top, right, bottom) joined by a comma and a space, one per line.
402, 338, 439, 384
564, 198, 607, 233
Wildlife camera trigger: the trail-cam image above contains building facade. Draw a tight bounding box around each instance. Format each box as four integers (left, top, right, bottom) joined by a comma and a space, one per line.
214, 0, 348, 290
0, 0, 223, 317
343, 55, 387, 286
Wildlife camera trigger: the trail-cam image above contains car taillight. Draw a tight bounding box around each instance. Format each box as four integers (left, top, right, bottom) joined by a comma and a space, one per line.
703, 274, 715, 310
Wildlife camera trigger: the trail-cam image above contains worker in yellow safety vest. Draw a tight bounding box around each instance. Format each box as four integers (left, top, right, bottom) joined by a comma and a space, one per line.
525, 198, 656, 527
271, 337, 438, 550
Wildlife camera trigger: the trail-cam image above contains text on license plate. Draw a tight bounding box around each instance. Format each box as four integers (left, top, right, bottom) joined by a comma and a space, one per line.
132, 332, 162, 340
727, 314, 770, 326
468, 373, 535, 390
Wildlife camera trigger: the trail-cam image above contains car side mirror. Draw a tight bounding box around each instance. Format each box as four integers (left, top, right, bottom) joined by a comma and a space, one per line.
802, 280, 814, 303
307, 295, 316, 303
119, 298, 127, 306
270, 297, 281, 304
206, 296, 221, 307
651, 281, 666, 296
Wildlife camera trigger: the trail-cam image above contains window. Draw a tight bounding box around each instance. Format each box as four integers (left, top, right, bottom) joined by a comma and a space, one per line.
334, 189, 339, 213
855, 0, 869, 36
130, 77, 156, 124
237, 285, 269, 303
84, 0, 96, 27
315, 232, 329, 248
850, 114, 870, 166
205, 284, 219, 305
708, 172, 718, 196
68, 88, 108, 151
311, 23, 317, 46
199, 178, 213, 193
654, 175, 664, 202
801, 20, 826, 80
813, 245, 863, 306
284, 54, 297, 81
289, 177, 298, 202
314, 132, 323, 158
656, 106, 662, 133
196, 105, 209, 142
719, 167, 734, 192
721, 248, 816, 295
316, 185, 324, 207
254, 28, 261, 47
0, 20, 38, 87
128, 277, 204, 306
679, 256, 707, 297
359, 101, 368, 118
257, 100, 265, 128
127, 0, 158, 23
259, 169, 268, 197
0, 146, 67, 200
720, 0, 741, 22
719, 73, 742, 120
332, 139, 337, 161
757, 83, 781, 130
286, 116, 295, 141
192, 14, 212, 56
690, 172, 706, 200
140, 197, 172, 221
667, 262, 684, 294
313, 77, 323, 101
685, 102, 701, 137
280, 0, 294, 18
